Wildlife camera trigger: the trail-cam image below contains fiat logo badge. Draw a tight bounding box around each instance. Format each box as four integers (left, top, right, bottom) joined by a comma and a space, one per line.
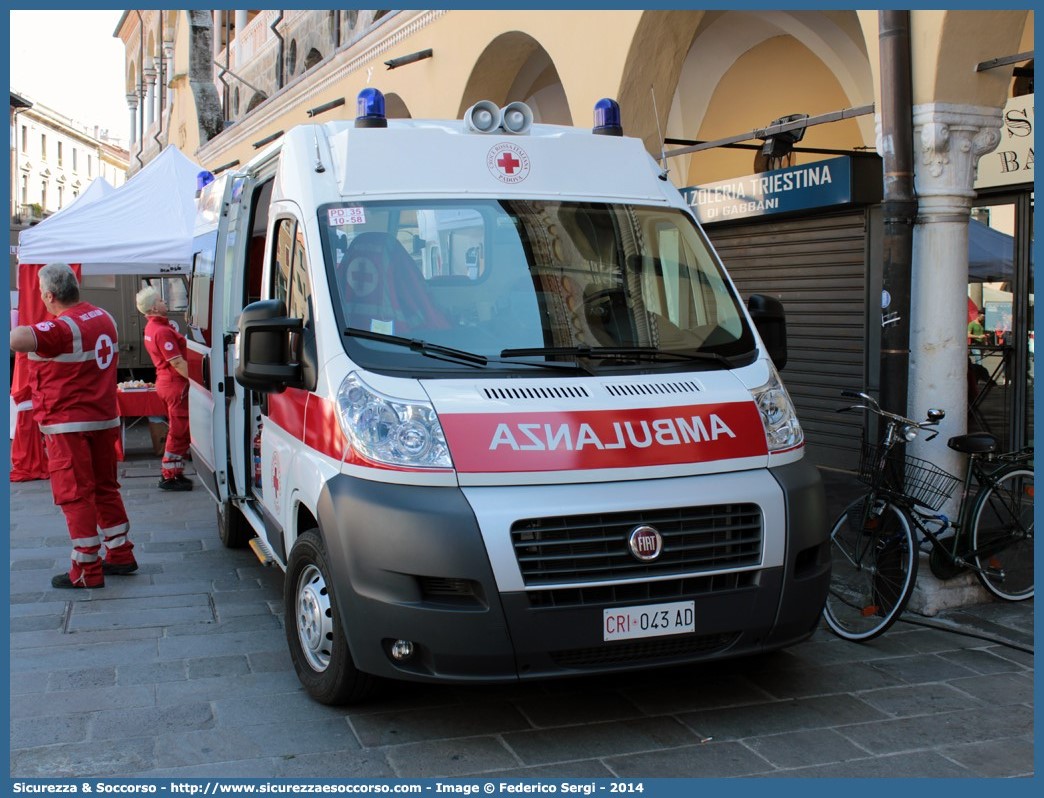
628, 525, 663, 562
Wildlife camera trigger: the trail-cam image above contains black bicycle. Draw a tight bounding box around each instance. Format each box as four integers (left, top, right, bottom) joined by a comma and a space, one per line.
823, 390, 1034, 641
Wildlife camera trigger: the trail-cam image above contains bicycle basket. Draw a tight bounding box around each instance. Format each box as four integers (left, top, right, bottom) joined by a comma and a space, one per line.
858, 442, 960, 511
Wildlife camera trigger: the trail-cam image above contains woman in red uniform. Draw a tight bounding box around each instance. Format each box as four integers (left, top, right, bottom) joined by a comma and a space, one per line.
136, 286, 193, 491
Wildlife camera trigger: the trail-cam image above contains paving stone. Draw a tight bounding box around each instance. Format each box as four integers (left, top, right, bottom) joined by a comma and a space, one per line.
503, 717, 698, 766
866, 652, 980, 684
385, 737, 520, 778
837, 703, 1033, 755
940, 735, 1035, 777
937, 646, 1030, 674
9, 639, 161, 672
767, 750, 975, 777
742, 728, 870, 769
246, 649, 294, 673
622, 672, 774, 715
47, 666, 117, 691
856, 681, 984, 718
186, 653, 252, 679
118, 660, 188, 686
512, 690, 645, 728
67, 602, 215, 632
156, 670, 303, 705
947, 671, 1034, 706
9, 737, 157, 778
11, 684, 156, 719
744, 660, 904, 699
677, 694, 887, 741
88, 701, 216, 741
10, 714, 90, 750
477, 761, 615, 779
351, 701, 532, 747
606, 740, 775, 778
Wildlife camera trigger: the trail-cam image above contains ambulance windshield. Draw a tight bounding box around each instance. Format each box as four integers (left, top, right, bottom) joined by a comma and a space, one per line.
320, 200, 756, 373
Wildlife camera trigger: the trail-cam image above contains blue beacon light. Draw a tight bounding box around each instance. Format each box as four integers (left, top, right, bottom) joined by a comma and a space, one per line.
355, 88, 388, 128
593, 98, 623, 137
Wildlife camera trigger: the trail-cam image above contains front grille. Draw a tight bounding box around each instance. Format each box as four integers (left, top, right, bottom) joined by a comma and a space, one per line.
550, 632, 739, 667
526, 572, 757, 608
511, 503, 762, 586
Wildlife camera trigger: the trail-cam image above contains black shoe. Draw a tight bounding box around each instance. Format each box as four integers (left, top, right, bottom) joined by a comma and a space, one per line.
51, 572, 103, 589
175, 475, 194, 488
158, 477, 193, 491
102, 561, 139, 576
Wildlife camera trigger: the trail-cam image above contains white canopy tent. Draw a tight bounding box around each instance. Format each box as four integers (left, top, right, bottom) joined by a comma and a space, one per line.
17, 146, 206, 275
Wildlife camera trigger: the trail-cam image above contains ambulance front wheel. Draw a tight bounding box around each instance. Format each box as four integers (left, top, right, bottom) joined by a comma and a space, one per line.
285, 529, 375, 705
217, 500, 253, 549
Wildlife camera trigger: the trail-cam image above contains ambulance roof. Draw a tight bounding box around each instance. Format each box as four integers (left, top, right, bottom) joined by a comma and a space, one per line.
276, 119, 678, 207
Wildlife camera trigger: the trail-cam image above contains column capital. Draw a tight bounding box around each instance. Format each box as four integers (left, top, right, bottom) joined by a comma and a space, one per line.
912, 103, 1003, 220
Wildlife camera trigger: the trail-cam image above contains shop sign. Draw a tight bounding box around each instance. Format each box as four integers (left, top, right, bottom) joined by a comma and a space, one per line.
683, 156, 853, 224
975, 97, 1033, 190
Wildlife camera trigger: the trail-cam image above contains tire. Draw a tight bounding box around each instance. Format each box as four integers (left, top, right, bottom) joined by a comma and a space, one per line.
217, 500, 253, 549
823, 495, 918, 641
970, 468, 1034, 601
284, 529, 375, 705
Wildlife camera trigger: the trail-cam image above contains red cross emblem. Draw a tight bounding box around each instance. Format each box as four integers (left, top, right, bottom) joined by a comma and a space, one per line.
487, 143, 531, 184
95, 334, 116, 369
497, 152, 521, 174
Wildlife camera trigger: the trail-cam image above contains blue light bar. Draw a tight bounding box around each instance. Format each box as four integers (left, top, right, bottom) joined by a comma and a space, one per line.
593, 98, 623, 137
196, 171, 216, 192
355, 88, 388, 128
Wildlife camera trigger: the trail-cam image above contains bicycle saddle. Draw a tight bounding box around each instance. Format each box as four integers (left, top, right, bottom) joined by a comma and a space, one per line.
947, 432, 997, 454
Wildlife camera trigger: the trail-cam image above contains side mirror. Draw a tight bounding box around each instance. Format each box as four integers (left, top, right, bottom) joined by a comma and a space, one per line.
747, 293, 788, 371
235, 299, 303, 393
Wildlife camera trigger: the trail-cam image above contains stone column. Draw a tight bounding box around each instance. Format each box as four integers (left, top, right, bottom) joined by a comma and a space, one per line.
235, 10, 249, 69
163, 40, 175, 109
906, 103, 1002, 614
126, 92, 139, 147
143, 62, 158, 131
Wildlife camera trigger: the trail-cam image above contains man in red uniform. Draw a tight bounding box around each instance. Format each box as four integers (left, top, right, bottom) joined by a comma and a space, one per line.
136, 285, 193, 491
9, 263, 137, 588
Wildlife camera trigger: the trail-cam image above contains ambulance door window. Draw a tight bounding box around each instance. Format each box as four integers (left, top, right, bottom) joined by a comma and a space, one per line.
272, 218, 295, 313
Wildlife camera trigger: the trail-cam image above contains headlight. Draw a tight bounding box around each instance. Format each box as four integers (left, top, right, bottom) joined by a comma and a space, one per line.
752, 367, 804, 451
336, 373, 452, 469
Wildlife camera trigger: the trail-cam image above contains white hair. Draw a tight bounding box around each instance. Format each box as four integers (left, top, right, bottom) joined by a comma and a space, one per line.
135, 285, 160, 315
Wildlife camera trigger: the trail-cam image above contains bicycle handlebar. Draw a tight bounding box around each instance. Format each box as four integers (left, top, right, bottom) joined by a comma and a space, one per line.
837, 389, 945, 442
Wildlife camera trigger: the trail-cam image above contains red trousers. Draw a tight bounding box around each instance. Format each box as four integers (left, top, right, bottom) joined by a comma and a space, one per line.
157, 379, 190, 480
44, 427, 135, 587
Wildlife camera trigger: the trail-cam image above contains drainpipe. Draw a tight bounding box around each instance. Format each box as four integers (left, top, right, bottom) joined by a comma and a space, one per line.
135, 11, 145, 169
271, 12, 285, 90
877, 11, 917, 421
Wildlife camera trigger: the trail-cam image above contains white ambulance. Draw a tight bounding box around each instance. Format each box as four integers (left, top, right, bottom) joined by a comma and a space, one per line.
186, 90, 830, 704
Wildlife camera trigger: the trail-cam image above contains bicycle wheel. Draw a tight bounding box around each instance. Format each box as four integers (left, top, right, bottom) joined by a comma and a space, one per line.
823, 495, 919, 641
970, 467, 1034, 601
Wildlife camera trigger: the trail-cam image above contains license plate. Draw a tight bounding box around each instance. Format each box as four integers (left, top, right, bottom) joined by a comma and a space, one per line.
603, 600, 695, 642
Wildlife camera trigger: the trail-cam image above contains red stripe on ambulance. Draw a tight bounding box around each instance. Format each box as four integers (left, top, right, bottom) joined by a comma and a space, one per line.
440, 401, 767, 473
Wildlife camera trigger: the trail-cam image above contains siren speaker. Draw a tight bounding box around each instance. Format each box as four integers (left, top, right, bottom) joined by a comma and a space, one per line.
500, 102, 534, 134
464, 100, 503, 133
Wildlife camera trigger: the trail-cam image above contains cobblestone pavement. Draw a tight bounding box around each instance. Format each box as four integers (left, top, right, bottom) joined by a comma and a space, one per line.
8, 443, 1034, 779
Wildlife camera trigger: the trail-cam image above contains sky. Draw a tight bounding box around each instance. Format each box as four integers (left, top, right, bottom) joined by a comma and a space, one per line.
9, 9, 129, 145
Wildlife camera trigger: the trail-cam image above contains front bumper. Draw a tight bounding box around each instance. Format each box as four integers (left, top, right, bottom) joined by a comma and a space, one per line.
315, 459, 828, 682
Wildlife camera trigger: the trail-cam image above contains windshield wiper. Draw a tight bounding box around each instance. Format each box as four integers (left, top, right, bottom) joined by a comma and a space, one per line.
500, 345, 737, 367
344, 328, 585, 371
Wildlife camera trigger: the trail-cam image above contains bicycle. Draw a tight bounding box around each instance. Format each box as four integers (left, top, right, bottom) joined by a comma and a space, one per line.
823, 390, 1034, 641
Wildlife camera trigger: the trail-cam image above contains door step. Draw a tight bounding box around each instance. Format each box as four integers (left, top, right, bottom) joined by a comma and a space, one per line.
248, 536, 277, 567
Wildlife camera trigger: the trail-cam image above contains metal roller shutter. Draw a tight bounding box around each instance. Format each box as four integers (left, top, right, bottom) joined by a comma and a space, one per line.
707, 210, 872, 472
